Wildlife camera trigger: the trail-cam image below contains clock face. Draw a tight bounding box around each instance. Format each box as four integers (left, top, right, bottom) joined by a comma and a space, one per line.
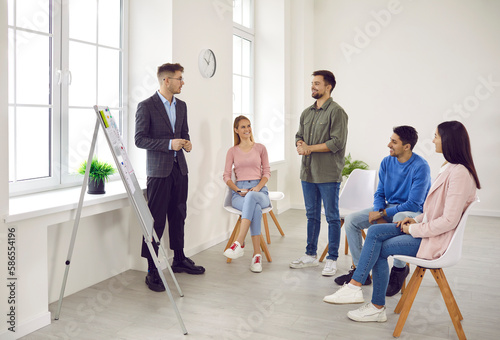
198, 49, 216, 78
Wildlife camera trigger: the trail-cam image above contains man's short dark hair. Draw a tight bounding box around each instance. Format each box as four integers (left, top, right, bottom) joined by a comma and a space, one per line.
393, 126, 418, 150
312, 70, 336, 93
157, 63, 184, 82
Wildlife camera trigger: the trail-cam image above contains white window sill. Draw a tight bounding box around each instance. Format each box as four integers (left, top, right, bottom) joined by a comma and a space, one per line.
5, 179, 147, 224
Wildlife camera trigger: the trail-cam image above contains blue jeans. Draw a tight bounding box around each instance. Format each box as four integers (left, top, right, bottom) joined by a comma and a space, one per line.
232, 180, 270, 236
352, 223, 421, 306
345, 205, 421, 268
301, 181, 341, 261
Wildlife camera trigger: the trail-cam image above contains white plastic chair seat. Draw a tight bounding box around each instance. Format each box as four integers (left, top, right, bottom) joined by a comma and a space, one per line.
393, 197, 479, 269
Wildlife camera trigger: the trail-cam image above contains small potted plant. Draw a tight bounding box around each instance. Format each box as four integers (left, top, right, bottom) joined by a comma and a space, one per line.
342, 153, 369, 178
78, 158, 117, 194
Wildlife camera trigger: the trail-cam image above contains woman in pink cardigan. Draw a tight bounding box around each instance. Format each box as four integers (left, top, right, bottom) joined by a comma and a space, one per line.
323, 121, 481, 323
223, 115, 271, 273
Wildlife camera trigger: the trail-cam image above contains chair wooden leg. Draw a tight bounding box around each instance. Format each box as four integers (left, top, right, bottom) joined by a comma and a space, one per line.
393, 267, 426, 338
263, 213, 271, 244
401, 263, 410, 294
394, 267, 421, 314
269, 210, 285, 236
319, 244, 329, 262
225, 217, 241, 263
259, 234, 272, 262
431, 269, 466, 340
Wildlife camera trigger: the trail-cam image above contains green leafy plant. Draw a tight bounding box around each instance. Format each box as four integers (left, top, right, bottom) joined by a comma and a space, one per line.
342, 153, 369, 178
78, 158, 116, 183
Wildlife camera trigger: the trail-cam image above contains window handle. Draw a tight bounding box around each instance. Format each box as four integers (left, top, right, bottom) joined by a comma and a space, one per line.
56, 70, 63, 85
67, 70, 72, 85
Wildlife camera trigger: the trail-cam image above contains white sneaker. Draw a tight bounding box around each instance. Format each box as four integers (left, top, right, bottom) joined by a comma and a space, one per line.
250, 254, 263, 273
347, 303, 387, 322
323, 284, 364, 304
224, 241, 244, 259
322, 259, 337, 276
289, 254, 319, 269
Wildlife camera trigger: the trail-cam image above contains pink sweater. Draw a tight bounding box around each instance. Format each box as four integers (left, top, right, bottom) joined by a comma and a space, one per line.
223, 143, 271, 183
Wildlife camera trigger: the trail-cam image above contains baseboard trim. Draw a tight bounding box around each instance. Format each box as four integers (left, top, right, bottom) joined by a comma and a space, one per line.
0, 311, 51, 340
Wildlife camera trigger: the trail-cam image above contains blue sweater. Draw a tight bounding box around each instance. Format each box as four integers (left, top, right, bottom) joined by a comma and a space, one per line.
373, 153, 431, 218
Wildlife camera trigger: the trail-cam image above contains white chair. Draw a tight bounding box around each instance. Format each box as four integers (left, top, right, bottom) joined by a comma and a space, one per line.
319, 169, 377, 262
223, 184, 284, 263
392, 197, 479, 340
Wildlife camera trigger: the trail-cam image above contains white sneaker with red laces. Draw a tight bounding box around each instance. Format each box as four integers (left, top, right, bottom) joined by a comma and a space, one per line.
224, 241, 244, 259
250, 254, 263, 273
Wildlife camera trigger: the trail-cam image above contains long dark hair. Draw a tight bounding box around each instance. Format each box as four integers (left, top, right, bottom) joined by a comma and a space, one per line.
438, 121, 481, 189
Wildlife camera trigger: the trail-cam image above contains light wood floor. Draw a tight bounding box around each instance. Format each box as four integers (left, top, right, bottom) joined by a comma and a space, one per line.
21, 210, 500, 340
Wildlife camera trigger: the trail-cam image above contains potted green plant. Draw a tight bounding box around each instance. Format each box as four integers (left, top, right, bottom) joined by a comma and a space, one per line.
342, 153, 369, 178
78, 158, 117, 194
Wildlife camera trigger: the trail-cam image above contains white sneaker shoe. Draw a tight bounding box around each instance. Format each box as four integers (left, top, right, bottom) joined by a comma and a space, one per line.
323, 284, 364, 304
289, 254, 319, 269
347, 303, 387, 322
250, 254, 263, 273
322, 259, 337, 276
224, 241, 244, 259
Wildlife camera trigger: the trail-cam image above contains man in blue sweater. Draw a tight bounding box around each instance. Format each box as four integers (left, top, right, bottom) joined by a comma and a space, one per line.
334, 126, 431, 296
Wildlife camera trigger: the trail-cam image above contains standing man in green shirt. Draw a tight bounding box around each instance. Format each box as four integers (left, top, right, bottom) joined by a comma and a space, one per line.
290, 70, 348, 277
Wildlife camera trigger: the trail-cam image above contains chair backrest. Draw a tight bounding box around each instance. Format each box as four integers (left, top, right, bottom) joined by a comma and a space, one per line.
339, 169, 377, 211
435, 197, 479, 268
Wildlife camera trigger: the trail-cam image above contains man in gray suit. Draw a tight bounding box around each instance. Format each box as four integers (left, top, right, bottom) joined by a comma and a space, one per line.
135, 63, 205, 292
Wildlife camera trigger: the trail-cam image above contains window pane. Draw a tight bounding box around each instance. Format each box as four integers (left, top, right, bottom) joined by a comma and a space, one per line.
8, 0, 13, 26
8, 107, 15, 182
233, 0, 242, 25
233, 75, 242, 114
8, 29, 14, 104
233, 0, 252, 28
98, 0, 121, 48
16, 31, 50, 105
233, 35, 242, 75
69, 41, 97, 107
242, 0, 252, 28
241, 76, 250, 115
16, 107, 51, 180
69, 0, 97, 43
16, 0, 50, 33
68, 108, 117, 174
241, 38, 251, 77
98, 47, 120, 106
68, 108, 98, 173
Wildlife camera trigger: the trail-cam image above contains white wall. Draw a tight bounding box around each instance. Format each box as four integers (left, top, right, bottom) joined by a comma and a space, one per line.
303, 0, 500, 215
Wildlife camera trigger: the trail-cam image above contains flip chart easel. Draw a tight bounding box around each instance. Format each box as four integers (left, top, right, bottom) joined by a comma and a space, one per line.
54, 106, 188, 335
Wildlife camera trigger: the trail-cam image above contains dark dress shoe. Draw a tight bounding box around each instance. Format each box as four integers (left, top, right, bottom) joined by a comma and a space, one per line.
171, 258, 205, 275
145, 269, 165, 292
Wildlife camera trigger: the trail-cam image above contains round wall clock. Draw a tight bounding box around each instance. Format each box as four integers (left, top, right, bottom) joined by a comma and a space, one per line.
198, 49, 216, 78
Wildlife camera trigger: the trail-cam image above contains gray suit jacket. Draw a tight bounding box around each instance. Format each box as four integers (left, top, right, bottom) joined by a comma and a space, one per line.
135, 92, 190, 177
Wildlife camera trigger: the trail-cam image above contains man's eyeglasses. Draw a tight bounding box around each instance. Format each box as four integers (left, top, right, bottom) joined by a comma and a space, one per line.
165, 77, 184, 82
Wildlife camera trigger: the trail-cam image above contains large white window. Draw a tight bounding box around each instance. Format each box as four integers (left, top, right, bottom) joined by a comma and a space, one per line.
233, 0, 253, 124
8, 0, 126, 195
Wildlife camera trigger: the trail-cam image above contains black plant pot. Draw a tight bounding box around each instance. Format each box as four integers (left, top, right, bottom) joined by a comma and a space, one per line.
88, 178, 105, 194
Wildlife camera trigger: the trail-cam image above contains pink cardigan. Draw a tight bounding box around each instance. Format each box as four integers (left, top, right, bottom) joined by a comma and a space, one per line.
410, 163, 477, 260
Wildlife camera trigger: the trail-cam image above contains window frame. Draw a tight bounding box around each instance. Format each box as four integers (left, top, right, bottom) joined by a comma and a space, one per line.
232, 0, 254, 124
8, 0, 127, 196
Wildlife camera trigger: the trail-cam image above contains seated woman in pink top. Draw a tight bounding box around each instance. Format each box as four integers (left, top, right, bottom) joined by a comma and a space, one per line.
223, 115, 271, 273
323, 121, 480, 324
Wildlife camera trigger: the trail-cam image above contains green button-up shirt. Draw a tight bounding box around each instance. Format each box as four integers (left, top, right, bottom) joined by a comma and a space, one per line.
295, 97, 348, 183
